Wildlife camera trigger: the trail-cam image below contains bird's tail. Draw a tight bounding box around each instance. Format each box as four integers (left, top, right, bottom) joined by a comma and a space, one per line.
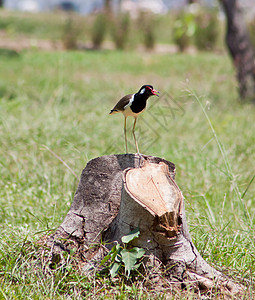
109, 109, 118, 115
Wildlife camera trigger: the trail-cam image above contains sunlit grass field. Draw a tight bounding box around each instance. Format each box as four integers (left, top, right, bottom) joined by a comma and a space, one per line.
0, 49, 254, 298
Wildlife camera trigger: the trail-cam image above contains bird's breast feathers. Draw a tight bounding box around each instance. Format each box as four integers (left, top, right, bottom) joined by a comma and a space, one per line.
122, 106, 144, 117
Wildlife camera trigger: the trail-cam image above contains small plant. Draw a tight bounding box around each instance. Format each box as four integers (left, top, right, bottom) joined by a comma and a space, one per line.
144, 22, 156, 50
193, 8, 220, 51
100, 228, 145, 277
137, 13, 156, 50
173, 11, 196, 52
91, 13, 107, 49
111, 14, 130, 50
62, 14, 81, 50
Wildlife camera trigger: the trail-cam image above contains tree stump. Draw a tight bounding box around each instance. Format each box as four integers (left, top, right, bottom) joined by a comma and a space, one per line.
45, 154, 243, 296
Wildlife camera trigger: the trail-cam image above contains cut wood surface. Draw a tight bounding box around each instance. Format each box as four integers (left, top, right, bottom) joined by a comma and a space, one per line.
124, 161, 182, 217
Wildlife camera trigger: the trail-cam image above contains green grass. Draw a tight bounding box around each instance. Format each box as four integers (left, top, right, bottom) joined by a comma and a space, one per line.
0, 48, 254, 298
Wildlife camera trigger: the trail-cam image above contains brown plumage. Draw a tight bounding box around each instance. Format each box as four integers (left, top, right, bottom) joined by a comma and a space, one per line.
110, 94, 133, 114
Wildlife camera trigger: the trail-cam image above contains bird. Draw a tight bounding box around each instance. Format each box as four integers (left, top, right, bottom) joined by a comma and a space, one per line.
109, 85, 160, 153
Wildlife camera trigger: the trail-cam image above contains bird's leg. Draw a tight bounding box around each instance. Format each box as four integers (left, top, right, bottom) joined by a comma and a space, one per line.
132, 117, 140, 154
124, 116, 128, 153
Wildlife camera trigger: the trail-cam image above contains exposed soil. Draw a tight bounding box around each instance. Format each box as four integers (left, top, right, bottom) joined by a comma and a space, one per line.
0, 30, 63, 51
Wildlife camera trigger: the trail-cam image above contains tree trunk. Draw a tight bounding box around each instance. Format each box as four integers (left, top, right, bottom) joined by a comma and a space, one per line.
220, 0, 255, 102
44, 154, 243, 296
104, 0, 112, 15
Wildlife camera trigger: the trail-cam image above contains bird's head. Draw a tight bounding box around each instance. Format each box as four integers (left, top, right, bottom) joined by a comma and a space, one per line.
138, 85, 160, 97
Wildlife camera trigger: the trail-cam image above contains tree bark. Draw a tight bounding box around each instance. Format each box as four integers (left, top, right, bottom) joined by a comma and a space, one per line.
220, 0, 255, 102
44, 154, 244, 296
104, 0, 112, 15
187, 0, 198, 3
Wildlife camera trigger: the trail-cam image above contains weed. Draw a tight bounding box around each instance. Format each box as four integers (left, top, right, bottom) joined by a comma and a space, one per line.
100, 228, 145, 278
91, 13, 108, 49
137, 13, 156, 50
193, 8, 220, 51
173, 11, 195, 52
62, 14, 81, 50
110, 13, 130, 50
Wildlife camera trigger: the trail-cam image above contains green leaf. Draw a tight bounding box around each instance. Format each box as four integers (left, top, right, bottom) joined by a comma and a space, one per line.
99, 252, 112, 266
100, 245, 116, 266
69, 247, 77, 256
121, 227, 140, 244
110, 262, 121, 277
132, 247, 145, 259
100, 243, 122, 266
121, 247, 145, 276
134, 262, 142, 269
110, 244, 122, 262
115, 250, 122, 263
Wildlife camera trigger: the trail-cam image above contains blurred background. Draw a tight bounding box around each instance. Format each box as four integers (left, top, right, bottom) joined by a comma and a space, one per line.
0, 0, 254, 53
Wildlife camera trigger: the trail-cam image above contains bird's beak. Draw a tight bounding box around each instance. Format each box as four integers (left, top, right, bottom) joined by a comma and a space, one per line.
152, 89, 160, 97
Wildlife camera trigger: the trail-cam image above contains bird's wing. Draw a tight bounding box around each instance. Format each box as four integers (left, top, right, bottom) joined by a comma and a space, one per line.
109, 94, 133, 114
